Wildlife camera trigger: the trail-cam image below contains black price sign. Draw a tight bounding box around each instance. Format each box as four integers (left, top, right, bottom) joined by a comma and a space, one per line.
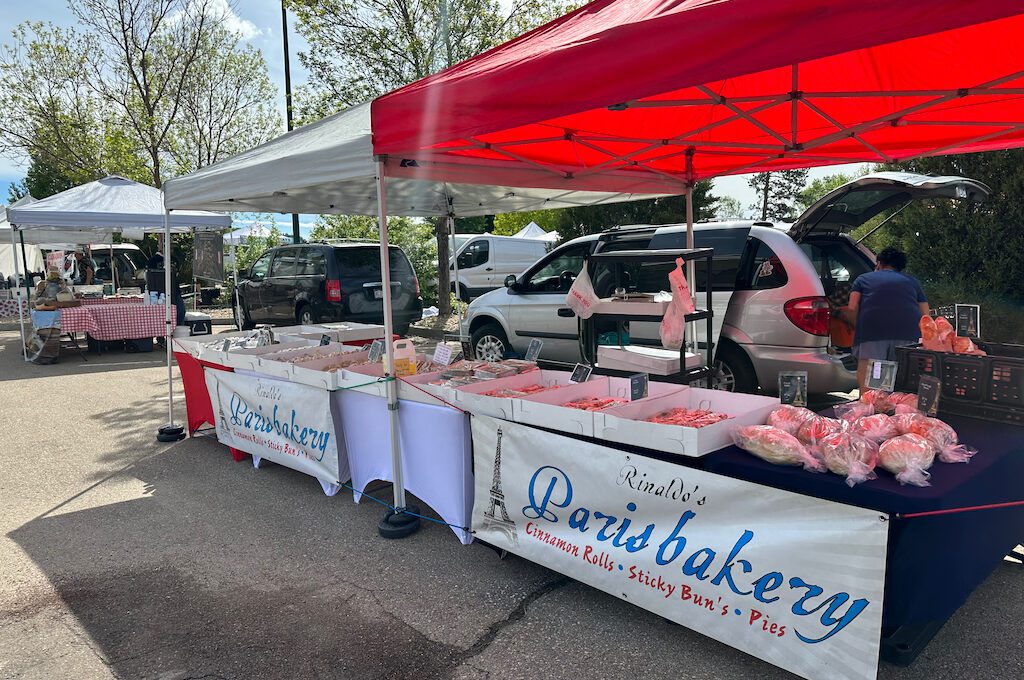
570, 363, 593, 383
778, 371, 808, 407
460, 335, 475, 361
917, 376, 941, 416
525, 338, 543, 362
320, 334, 332, 346
630, 373, 649, 401
955, 304, 981, 339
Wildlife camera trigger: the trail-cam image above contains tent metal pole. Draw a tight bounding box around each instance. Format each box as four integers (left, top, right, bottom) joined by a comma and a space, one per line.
450, 214, 462, 319
232, 240, 240, 329
10, 225, 28, 361
157, 209, 184, 443
375, 159, 419, 538
685, 184, 697, 360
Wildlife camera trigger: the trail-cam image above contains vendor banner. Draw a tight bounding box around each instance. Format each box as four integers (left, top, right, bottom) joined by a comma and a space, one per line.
471, 416, 887, 680
206, 370, 341, 484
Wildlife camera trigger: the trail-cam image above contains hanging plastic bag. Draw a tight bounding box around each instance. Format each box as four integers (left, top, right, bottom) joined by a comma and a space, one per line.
659, 258, 696, 350
565, 264, 598, 319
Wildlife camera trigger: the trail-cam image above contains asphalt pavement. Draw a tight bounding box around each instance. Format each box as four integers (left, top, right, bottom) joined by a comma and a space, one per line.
0, 324, 1021, 680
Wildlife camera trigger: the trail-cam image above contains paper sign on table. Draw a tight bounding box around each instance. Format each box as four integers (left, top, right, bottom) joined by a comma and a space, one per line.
866, 360, 897, 392
433, 343, 454, 366
630, 372, 649, 400
368, 339, 385, 363
917, 376, 941, 416
955, 304, 981, 339
525, 338, 543, 362
778, 371, 808, 407
320, 334, 331, 346
570, 363, 592, 383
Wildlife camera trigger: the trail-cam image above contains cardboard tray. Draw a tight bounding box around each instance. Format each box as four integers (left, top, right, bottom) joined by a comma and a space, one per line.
597, 345, 702, 375
594, 388, 780, 457
201, 340, 317, 370
258, 345, 367, 389
513, 376, 686, 437
453, 370, 574, 420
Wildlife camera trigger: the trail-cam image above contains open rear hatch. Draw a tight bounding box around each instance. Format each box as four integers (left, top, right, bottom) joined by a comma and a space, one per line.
788, 171, 991, 242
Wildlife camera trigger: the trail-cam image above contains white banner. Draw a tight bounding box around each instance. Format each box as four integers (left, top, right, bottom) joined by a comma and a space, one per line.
471, 415, 887, 680
206, 370, 341, 483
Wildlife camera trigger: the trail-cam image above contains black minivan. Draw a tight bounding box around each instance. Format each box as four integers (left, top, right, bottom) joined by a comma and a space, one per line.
235, 243, 423, 335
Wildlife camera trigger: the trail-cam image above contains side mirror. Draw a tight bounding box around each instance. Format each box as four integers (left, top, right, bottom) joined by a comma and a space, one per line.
504, 274, 518, 290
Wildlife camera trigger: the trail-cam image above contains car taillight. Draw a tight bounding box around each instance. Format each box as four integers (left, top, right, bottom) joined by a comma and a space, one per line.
784, 296, 830, 336
326, 279, 342, 302
413, 275, 421, 297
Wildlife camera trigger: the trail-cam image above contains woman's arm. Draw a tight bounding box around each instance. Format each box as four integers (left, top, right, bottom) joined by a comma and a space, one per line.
919, 302, 930, 317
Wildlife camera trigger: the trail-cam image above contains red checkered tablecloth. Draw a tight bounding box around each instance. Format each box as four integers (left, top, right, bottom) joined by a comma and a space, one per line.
60, 303, 175, 341
80, 296, 144, 306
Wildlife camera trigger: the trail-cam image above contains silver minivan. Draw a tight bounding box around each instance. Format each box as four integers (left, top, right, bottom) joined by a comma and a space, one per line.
462, 172, 989, 394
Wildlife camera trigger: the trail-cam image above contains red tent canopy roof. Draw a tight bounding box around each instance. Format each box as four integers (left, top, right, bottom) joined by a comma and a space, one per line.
372, 1, 1024, 190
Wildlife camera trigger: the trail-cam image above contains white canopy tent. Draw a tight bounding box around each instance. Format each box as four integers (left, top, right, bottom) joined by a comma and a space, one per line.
512, 221, 560, 242
7, 175, 231, 442
1, 198, 44, 280
163, 102, 664, 537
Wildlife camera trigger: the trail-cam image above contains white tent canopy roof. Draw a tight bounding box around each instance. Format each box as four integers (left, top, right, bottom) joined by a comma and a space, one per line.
163, 103, 666, 217
8, 176, 231, 235
513, 221, 559, 241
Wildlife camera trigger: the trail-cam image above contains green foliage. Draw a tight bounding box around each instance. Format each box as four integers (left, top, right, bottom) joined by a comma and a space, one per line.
493, 210, 560, 235
748, 169, 810, 221
796, 172, 857, 212
873, 151, 1024, 305
234, 223, 287, 275
310, 215, 440, 305
713, 196, 746, 220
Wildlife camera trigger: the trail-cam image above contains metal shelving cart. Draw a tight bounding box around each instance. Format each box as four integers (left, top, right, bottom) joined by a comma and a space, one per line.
579, 245, 715, 385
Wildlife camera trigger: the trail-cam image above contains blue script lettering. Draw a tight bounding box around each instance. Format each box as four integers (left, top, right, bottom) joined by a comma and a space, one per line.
228, 392, 330, 459
523, 466, 572, 521
788, 578, 871, 644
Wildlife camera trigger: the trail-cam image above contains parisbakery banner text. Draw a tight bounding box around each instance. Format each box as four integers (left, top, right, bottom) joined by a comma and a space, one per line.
471, 415, 887, 680
206, 370, 342, 484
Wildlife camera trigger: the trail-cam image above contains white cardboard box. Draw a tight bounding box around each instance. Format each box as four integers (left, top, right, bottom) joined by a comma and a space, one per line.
597, 344, 701, 375
594, 388, 780, 457
513, 376, 687, 436
203, 340, 316, 370
394, 371, 459, 405
454, 370, 573, 420
591, 298, 670, 316
254, 343, 359, 380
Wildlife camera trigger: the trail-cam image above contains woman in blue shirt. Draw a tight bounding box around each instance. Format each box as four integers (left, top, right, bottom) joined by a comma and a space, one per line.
843, 247, 930, 391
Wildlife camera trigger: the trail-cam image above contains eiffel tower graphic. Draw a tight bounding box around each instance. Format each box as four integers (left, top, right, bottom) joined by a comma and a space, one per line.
482, 427, 518, 545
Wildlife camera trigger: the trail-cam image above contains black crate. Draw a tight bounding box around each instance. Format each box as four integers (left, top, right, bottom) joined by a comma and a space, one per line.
894, 344, 941, 393
896, 342, 1024, 426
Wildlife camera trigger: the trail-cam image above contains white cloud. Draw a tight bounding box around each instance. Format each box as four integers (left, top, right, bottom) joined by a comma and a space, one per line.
209, 0, 262, 40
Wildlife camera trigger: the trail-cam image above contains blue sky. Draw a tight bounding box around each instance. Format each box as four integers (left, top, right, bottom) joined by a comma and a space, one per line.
0, 1, 861, 215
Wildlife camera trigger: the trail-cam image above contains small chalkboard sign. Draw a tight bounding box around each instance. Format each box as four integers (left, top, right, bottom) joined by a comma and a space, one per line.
866, 359, 898, 392
778, 371, 808, 407
525, 338, 543, 362
917, 376, 941, 416
221, 338, 231, 352
368, 339, 385, 363
955, 304, 981, 339
460, 335, 475, 361
320, 334, 332, 346
630, 373, 649, 401
570, 363, 592, 383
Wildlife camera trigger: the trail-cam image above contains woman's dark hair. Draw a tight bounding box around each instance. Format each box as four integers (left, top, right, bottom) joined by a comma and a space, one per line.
876, 247, 908, 272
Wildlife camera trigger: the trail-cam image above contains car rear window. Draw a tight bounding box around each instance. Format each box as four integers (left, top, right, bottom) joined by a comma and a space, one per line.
334, 246, 414, 284
739, 239, 788, 290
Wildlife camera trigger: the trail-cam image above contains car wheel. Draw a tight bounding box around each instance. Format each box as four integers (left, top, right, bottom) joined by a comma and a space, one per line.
471, 323, 509, 361
235, 295, 254, 330
704, 345, 758, 393
297, 303, 318, 325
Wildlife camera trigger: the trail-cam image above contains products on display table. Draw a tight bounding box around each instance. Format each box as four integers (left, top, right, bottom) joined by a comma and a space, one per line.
909, 416, 976, 464
480, 384, 553, 398
878, 433, 936, 487
891, 412, 923, 435
732, 425, 824, 471
859, 389, 916, 415
818, 432, 879, 487
766, 404, 816, 435
834, 401, 875, 423
850, 413, 900, 444
428, 359, 541, 389
921, 315, 986, 355
796, 414, 847, 445
645, 407, 732, 428
562, 396, 628, 412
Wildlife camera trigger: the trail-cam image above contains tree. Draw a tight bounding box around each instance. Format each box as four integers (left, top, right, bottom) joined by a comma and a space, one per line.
286, 0, 578, 317
713, 196, 745, 220
0, 1, 281, 188
748, 169, 809, 221
310, 215, 440, 305
492, 210, 560, 235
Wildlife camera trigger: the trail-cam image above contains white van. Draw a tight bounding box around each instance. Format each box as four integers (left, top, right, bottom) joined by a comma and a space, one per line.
451, 234, 550, 301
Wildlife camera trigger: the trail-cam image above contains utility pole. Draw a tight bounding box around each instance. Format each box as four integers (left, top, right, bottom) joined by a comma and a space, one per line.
282, 2, 301, 244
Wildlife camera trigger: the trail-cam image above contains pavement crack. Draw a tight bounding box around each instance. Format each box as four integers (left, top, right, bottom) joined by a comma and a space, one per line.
450, 575, 570, 672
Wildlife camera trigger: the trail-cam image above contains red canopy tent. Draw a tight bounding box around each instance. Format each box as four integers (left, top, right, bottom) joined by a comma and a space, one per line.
372, 0, 1024, 188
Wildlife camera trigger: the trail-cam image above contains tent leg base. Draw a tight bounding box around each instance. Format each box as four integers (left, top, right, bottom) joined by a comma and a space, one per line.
378, 505, 421, 539
157, 424, 186, 443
